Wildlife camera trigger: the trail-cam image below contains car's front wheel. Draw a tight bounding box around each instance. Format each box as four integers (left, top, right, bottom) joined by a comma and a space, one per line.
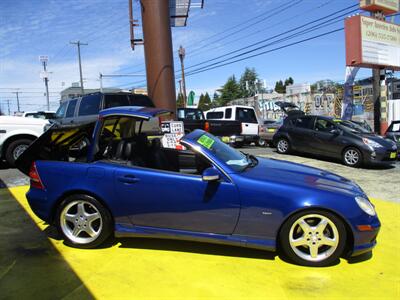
276, 138, 291, 154
279, 210, 347, 267
57, 194, 113, 248
342, 147, 362, 167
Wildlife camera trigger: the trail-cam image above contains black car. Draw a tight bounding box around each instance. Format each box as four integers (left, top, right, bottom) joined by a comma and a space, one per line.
385, 120, 400, 157
273, 115, 398, 167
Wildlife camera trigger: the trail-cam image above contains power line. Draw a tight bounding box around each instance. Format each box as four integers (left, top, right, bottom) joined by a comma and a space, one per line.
179, 0, 337, 62
185, 4, 359, 72
186, 28, 344, 77
117, 0, 304, 75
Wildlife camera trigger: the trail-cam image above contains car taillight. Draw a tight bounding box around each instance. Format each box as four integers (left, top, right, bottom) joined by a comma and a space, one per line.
204, 121, 210, 132
29, 162, 45, 190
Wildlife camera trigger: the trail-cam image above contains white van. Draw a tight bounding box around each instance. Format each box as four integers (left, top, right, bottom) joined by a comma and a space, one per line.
205, 105, 259, 145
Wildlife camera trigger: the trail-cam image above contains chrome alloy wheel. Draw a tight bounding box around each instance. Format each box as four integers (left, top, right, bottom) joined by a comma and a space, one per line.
344, 149, 359, 166
13, 144, 28, 160
288, 214, 339, 262
60, 200, 103, 244
277, 139, 289, 153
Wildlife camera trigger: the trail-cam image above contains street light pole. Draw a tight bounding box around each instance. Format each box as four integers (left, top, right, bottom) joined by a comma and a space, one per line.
178, 45, 187, 107
39, 55, 50, 110
70, 41, 88, 95
12, 92, 20, 112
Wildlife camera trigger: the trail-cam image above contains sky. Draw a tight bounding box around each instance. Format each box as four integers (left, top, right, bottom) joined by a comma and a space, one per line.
0, 0, 399, 113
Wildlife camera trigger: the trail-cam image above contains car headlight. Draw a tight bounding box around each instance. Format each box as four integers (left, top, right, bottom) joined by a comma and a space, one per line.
355, 196, 376, 216
362, 138, 383, 149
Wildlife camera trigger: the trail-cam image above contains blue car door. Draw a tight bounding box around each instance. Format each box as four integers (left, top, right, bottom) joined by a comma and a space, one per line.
113, 165, 240, 235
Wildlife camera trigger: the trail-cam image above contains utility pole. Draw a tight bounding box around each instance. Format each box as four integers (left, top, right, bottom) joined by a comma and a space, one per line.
6, 100, 10, 115
12, 92, 20, 112
371, 11, 385, 134
39, 55, 50, 110
70, 41, 88, 95
178, 45, 187, 107
141, 0, 176, 114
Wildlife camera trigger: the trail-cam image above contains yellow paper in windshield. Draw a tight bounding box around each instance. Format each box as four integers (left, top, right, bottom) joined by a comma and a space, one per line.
197, 135, 215, 149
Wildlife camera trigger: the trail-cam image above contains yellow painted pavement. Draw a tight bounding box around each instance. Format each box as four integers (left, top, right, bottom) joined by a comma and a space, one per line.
8, 186, 400, 300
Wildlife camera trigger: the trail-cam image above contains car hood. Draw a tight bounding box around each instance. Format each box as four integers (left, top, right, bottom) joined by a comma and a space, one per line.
0, 116, 49, 125
358, 133, 397, 149
241, 157, 363, 196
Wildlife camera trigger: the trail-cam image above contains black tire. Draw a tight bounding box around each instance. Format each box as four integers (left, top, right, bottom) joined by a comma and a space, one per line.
230, 142, 243, 148
276, 138, 291, 154
5, 138, 33, 167
257, 138, 267, 147
342, 147, 363, 168
279, 209, 347, 267
56, 194, 113, 249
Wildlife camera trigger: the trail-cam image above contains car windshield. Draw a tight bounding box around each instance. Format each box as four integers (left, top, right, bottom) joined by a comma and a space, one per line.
190, 133, 251, 172
334, 120, 370, 133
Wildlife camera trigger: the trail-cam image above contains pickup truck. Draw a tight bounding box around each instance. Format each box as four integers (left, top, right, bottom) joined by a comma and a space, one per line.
204, 105, 259, 146
177, 108, 242, 146
0, 116, 48, 166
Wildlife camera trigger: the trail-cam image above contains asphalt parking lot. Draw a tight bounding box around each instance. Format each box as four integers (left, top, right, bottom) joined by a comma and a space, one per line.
0, 146, 399, 299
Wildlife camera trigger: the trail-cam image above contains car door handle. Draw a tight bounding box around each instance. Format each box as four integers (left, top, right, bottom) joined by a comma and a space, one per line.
245, 124, 249, 127
117, 175, 140, 184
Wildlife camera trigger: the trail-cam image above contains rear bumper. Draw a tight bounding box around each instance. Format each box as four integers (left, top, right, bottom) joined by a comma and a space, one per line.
26, 187, 53, 223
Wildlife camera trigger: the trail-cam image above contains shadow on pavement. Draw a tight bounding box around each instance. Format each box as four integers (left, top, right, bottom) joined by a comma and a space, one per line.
0, 160, 11, 170
117, 237, 277, 260
0, 182, 94, 299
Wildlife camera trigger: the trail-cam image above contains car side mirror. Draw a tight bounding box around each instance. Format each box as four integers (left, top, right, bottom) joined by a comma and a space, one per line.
202, 167, 220, 182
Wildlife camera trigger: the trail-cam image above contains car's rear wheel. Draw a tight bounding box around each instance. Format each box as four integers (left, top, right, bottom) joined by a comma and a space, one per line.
57, 194, 113, 248
279, 210, 346, 267
5, 138, 33, 167
257, 138, 267, 147
342, 147, 362, 167
276, 138, 290, 154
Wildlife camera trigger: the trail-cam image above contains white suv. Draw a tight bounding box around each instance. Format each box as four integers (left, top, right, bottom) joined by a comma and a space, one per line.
0, 116, 48, 166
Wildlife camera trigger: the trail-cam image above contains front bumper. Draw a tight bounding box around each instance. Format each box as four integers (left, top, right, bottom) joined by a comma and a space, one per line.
350, 216, 381, 257
363, 147, 397, 165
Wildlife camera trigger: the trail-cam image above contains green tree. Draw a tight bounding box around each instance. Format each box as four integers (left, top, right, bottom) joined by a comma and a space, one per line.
285, 77, 294, 86
239, 67, 258, 97
219, 75, 241, 106
198, 92, 211, 111
176, 92, 184, 108
274, 77, 294, 93
275, 80, 285, 93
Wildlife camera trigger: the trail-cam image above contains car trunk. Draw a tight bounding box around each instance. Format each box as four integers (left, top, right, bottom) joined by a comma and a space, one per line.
15, 122, 96, 175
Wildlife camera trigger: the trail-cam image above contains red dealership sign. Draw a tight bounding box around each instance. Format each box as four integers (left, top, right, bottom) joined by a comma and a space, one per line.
345, 15, 400, 70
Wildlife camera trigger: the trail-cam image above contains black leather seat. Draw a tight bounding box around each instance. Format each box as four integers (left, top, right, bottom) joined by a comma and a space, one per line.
148, 138, 174, 171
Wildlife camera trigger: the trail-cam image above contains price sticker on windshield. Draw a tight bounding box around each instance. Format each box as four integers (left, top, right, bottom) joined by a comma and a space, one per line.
197, 135, 215, 149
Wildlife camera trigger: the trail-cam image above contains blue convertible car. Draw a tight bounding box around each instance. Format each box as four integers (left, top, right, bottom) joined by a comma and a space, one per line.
16, 107, 380, 267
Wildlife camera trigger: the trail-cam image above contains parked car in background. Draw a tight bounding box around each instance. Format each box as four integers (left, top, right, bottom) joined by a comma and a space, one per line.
385, 120, 400, 157
16, 106, 381, 267
0, 116, 48, 166
351, 120, 373, 132
54, 92, 159, 133
205, 105, 259, 146
258, 101, 304, 147
273, 115, 397, 167
22, 111, 56, 120
258, 118, 284, 147
177, 107, 241, 143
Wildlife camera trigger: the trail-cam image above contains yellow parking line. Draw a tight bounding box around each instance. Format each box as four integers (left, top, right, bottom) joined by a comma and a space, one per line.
9, 186, 400, 300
